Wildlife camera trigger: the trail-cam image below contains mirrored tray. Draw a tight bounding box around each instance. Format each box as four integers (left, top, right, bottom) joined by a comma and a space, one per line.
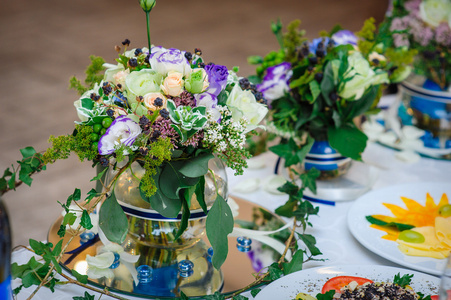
48, 197, 285, 299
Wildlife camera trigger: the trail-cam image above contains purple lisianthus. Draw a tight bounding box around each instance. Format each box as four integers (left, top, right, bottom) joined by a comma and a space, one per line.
98, 116, 142, 155
309, 37, 331, 54
150, 48, 191, 76
331, 30, 358, 46
204, 64, 228, 96
148, 45, 166, 60
257, 62, 292, 103
194, 92, 220, 121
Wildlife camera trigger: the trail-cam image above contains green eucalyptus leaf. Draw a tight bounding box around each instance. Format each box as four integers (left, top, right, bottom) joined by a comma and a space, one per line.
309, 80, 321, 103
206, 194, 234, 269
178, 153, 214, 178
99, 191, 128, 244
327, 124, 368, 161
174, 199, 190, 240
195, 176, 207, 213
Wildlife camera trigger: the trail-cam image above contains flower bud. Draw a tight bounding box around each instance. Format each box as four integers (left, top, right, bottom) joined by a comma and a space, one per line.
139, 0, 156, 12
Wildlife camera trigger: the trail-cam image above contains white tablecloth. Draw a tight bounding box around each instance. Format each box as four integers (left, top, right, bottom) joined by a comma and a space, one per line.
12, 142, 451, 299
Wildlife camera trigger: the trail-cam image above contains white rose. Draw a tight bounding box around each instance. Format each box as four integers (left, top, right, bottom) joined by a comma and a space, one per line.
226, 85, 268, 133
125, 69, 163, 106
103, 63, 125, 83
419, 0, 451, 27
160, 71, 184, 97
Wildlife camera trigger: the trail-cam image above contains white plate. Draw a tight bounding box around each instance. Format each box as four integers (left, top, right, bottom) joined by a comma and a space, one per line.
348, 182, 451, 276
255, 264, 440, 300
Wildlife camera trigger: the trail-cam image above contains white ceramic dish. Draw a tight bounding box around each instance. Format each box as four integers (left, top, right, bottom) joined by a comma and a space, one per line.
255, 264, 440, 300
348, 182, 451, 276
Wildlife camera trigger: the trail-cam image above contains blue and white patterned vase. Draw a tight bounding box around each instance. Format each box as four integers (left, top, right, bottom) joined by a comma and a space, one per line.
303, 140, 352, 180
400, 75, 451, 149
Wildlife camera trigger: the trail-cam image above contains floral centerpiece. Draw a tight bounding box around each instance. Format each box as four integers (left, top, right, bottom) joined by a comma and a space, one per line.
0, 1, 268, 297
384, 0, 451, 90
248, 19, 414, 177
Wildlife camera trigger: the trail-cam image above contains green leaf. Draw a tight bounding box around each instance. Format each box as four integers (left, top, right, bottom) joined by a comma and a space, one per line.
206, 194, 234, 269
232, 295, 248, 300
73, 292, 95, 300
57, 225, 66, 238
20, 147, 37, 159
328, 124, 368, 161
18, 163, 33, 186
80, 98, 94, 110
90, 167, 107, 182
71, 269, 88, 284
300, 167, 320, 194
342, 85, 379, 121
298, 233, 322, 256
80, 210, 93, 230
195, 176, 207, 213
160, 162, 198, 200
282, 250, 304, 275
29, 239, 47, 255
316, 290, 335, 300
309, 80, 321, 103
320, 61, 337, 106
85, 188, 99, 203
251, 288, 262, 297
174, 198, 190, 240
393, 273, 413, 287
177, 153, 214, 178
365, 216, 414, 231
267, 262, 284, 280
275, 199, 297, 218
141, 167, 183, 218
277, 181, 299, 196
62, 212, 77, 226
99, 191, 128, 244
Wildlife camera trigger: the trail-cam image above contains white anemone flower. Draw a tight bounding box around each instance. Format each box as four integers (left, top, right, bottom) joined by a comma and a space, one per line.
85, 229, 140, 284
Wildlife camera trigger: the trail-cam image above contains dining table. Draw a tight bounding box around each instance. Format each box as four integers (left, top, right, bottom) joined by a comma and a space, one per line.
11, 141, 451, 299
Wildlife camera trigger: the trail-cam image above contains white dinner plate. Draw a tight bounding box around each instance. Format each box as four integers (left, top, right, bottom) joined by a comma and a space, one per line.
348, 182, 451, 276
254, 264, 440, 300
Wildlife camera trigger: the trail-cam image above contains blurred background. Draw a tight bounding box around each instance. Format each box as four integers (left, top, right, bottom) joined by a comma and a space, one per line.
0, 0, 388, 247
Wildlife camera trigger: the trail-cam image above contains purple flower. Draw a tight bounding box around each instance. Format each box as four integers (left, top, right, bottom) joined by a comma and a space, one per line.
150, 48, 191, 76
309, 37, 331, 54
98, 116, 142, 155
331, 30, 358, 46
257, 62, 292, 103
204, 64, 229, 96
194, 92, 220, 121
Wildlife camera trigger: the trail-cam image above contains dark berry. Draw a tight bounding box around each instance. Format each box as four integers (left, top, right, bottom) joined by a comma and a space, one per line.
317, 41, 325, 49
153, 97, 164, 107
137, 95, 144, 103
309, 56, 318, 65
160, 108, 170, 119
150, 129, 161, 141
90, 93, 100, 101
239, 78, 251, 90
117, 83, 122, 89
129, 58, 138, 67
102, 84, 113, 96
307, 65, 314, 72
139, 147, 149, 156
316, 49, 325, 58
106, 109, 115, 117
314, 72, 323, 82
372, 59, 380, 65
185, 52, 193, 61
327, 40, 336, 48
422, 50, 436, 60
99, 157, 109, 167
249, 83, 257, 92
139, 116, 150, 126
134, 48, 142, 56
145, 54, 150, 64
194, 48, 202, 55
198, 62, 205, 68
121, 39, 131, 46
253, 91, 263, 101
388, 66, 398, 75
301, 46, 310, 57
329, 92, 339, 102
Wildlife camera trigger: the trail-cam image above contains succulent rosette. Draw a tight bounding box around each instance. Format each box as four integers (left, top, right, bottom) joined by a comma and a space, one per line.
67, 41, 268, 269
250, 19, 412, 165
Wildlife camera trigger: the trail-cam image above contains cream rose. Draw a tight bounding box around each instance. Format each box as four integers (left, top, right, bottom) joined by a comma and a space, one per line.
160, 71, 184, 97
226, 85, 268, 133
419, 0, 451, 27
143, 92, 167, 111
113, 69, 130, 86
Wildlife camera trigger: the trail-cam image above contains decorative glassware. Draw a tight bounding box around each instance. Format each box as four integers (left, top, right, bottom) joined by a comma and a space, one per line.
440, 255, 451, 300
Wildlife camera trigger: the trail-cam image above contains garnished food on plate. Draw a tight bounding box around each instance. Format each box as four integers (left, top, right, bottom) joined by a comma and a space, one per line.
366, 193, 451, 259
295, 273, 437, 300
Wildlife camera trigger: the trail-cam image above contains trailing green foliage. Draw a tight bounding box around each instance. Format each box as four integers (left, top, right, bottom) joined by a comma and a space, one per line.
69, 55, 106, 96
